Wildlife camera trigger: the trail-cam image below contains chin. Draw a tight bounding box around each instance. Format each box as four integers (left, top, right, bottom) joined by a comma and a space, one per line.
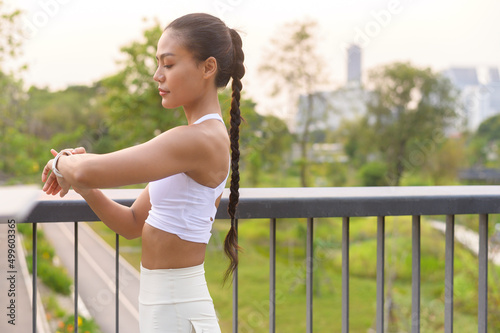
161, 99, 179, 109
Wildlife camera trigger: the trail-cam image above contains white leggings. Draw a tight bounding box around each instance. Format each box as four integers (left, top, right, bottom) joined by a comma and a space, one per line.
139, 263, 221, 333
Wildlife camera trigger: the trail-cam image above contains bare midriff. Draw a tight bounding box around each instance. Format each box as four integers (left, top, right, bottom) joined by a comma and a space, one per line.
141, 223, 207, 269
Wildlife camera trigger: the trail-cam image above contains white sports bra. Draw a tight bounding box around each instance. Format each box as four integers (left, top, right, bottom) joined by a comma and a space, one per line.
145, 114, 229, 244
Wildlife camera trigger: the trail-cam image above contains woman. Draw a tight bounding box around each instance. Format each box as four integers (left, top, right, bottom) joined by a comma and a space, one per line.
41, 13, 244, 332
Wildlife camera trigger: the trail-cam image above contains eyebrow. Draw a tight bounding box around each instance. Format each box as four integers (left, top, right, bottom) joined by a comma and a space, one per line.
156, 52, 175, 61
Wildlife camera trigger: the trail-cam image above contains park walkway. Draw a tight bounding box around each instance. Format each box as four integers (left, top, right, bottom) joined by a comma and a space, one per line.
42, 222, 140, 333
430, 220, 500, 265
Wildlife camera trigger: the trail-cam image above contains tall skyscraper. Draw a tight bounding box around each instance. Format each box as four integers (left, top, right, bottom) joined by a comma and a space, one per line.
347, 44, 361, 83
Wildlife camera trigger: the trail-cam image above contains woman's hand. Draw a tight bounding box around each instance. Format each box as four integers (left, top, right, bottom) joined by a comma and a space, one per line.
42, 149, 64, 196
42, 147, 86, 197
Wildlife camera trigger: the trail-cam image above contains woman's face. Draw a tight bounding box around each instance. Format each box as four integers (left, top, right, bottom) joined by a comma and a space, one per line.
153, 30, 206, 110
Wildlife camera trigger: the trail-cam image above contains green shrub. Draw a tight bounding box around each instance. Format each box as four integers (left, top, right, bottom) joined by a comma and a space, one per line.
358, 161, 388, 186
44, 295, 66, 318
19, 225, 73, 296
25, 255, 72, 295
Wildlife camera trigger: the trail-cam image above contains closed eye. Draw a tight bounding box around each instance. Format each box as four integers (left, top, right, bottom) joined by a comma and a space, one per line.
164, 65, 173, 69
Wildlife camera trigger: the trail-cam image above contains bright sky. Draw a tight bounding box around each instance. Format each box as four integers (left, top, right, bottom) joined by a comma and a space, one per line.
6, 0, 500, 116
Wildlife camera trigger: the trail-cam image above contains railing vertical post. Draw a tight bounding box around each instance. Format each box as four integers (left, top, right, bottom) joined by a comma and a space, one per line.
116, 233, 120, 333
342, 217, 349, 333
445, 215, 454, 333
478, 214, 488, 333
412, 216, 421, 333
269, 218, 276, 333
74, 222, 79, 333
306, 218, 314, 333
32, 223, 37, 333
376, 216, 385, 333
233, 219, 239, 333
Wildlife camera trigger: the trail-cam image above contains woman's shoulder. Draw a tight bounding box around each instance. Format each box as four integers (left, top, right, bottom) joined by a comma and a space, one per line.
158, 122, 229, 185
154, 121, 229, 160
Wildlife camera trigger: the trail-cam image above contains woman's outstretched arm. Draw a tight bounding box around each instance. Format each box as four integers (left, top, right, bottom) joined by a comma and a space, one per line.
44, 124, 221, 193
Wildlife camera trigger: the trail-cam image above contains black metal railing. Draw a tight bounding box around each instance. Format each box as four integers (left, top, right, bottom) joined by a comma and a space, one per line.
12, 186, 500, 332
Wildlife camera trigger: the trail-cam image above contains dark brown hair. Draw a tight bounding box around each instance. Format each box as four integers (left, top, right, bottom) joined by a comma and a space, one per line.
166, 13, 245, 282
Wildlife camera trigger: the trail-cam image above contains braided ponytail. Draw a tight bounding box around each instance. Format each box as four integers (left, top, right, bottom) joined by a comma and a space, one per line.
164, 13, 245, 283
223, 28, 245, 283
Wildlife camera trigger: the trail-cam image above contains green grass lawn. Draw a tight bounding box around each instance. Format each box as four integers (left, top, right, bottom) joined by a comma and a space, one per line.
87, 215, 500, 332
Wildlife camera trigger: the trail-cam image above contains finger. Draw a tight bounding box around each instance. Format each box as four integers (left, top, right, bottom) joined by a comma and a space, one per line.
44, 176, 59, 194
42, 180, 49, 192
49, 180, 60, 195
41, 160, 53, 183
54, 184, 62, 194
42, 162, 49, 182
42, 170, 56, 190
50, 149, 58, 157
44, 178, 55, 194
73, 147, 86, 154
51, 179, 62, 193
42, 167, 48, 183
60, 186, 69, 198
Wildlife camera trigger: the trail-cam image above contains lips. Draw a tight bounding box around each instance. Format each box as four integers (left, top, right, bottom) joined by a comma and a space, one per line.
158, 88, 170, 96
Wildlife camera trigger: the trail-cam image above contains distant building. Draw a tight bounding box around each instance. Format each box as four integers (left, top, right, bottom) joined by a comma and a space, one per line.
347, 45, 362, 83
295, 44, 370, 137
295, 85, 371, 135
443, 67, 500, 132
488, 67, 500, 116
489, 67, 500, 82
293, 44, 369, 162
291, 142, 347, 163
444, 67, 479, 89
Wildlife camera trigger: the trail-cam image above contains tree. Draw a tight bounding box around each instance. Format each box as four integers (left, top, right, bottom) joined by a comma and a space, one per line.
358, 161, 388, 186
467, 114, 500, 168
365, 62, 459, 185
422, 137, 465, 184
27, 86, 103, 137
0, 0, 23, 66
339, 117, 372, 167
0, 1, 27, 176
259, 20, 329, 187
218, 90, 292, 186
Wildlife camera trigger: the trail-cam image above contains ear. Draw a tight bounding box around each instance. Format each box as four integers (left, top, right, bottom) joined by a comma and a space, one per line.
202, 56, 217, 79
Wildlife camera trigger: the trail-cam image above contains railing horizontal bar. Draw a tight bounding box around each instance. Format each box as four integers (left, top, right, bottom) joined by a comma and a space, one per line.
478, 214, 488, 333
376, 216, 385, 333
342, 217, 349, 333
445, 215, 454, 333
24, 186, 500, 223
26, 198, 137, 223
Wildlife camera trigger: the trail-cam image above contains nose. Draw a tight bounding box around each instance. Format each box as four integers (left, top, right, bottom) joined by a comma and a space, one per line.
153, 67, 165, 82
